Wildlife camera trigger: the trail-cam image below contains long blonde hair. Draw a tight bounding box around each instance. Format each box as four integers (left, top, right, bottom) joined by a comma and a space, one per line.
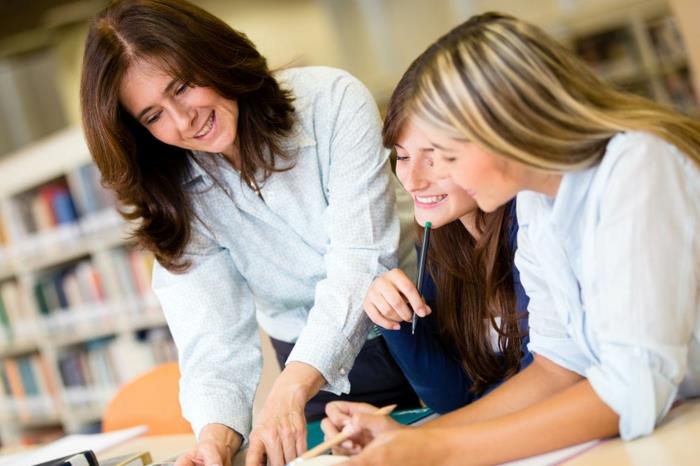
411, 12, 700, 171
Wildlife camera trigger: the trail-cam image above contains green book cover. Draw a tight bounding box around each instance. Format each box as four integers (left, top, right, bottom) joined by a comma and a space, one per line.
0, 292, 10, 328
33, 282, 50, 316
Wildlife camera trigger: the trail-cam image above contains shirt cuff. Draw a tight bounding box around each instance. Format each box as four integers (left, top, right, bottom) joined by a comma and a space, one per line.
585, 346, 678, 440
184, 389, 253, 447
527, 330, 589, 377
286, 317, 372, 395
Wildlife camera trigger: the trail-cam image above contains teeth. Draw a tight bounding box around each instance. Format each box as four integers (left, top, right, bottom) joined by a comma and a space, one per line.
416, 194, 447, 204
195, 112, 214, 137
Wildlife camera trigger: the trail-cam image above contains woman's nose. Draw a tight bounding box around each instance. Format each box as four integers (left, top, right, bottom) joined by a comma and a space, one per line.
172, 102, 196, 133
404, 161, 430, 191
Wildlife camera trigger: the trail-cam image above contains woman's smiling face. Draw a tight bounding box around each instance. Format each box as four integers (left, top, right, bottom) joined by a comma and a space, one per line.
416, 120, 528, 213
394, 119, 478, 228
119, 59, 239, 158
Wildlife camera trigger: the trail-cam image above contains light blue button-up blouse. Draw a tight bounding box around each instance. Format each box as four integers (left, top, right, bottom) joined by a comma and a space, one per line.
516, 131, 700, 440
151, 66, 416, 440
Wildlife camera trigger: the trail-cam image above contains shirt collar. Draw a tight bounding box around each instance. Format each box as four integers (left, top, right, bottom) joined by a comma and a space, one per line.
549, 163, 599, 234
181, 120, 315, 187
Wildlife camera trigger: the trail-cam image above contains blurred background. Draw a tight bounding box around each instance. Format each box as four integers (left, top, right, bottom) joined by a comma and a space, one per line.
0, 0, 697, 451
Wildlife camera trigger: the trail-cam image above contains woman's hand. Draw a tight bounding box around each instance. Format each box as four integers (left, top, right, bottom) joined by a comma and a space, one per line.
320, 401, 404, 456
339, 427, 455, 466
175, 423, 241, 466
363, 269, 431, 330
245, 362, 324, 466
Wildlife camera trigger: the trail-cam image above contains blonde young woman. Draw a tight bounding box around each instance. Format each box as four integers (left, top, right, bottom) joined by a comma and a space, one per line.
326, 12, 700, 466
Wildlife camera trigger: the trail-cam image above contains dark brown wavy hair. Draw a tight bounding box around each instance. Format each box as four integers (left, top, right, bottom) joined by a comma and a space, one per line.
80, 0, 295, 271
383, 42, 525, 393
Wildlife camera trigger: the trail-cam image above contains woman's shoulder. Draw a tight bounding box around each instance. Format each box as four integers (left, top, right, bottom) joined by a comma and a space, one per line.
603, 131, 697, 177
276, 66, 369, 100
275, 66, 373, 112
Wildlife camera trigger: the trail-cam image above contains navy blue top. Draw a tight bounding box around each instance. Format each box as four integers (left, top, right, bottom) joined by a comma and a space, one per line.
380, 201, 533, 413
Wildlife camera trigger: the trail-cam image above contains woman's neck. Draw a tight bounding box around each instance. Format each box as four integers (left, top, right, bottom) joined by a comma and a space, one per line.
459, 211, 480, 239
523, 170, 563, 198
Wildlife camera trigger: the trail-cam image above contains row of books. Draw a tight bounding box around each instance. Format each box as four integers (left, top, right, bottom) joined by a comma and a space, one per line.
1, 354, 58, 422
1, 329, 177, 422
58, 331, 177, 409
2, 164, 121, 261
0, 247, 158, 344
648, 16, 686, 65
574, 27, 641, 82
663, 67, 698, 116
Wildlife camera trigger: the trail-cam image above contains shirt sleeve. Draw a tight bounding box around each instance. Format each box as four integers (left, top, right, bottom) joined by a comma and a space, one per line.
514, 194, 590, 375
286, 72, 400, 394
380, 270, 478, 413
584, 135, 699, 440
152, 220, 260, 443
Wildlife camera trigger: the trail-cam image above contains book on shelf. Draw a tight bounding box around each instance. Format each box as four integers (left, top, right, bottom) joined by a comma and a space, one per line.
664, 67, 698, 115
1, 279, 37, 341
33, 259, 111, 335
67, 163, 122, 236
3, 163, 125, 262
648, 15, 686, 65
574, 27, 640, 82
1, 354, 58, 422
55, 332, 176, 410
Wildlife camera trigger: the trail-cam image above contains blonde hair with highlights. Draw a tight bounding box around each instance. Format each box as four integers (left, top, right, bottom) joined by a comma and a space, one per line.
411, 12, 700, 171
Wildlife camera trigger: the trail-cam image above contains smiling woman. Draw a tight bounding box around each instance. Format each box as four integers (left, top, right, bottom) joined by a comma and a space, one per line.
119, 60, 241, 164
79, 1, 420, 466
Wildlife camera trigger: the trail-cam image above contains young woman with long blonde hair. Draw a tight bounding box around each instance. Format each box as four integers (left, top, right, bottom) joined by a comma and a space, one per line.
325, 12, 700, 466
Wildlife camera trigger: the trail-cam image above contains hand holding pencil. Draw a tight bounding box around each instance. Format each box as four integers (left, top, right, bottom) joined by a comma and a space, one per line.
318, 403, 403, 458
362, 222, 433, 331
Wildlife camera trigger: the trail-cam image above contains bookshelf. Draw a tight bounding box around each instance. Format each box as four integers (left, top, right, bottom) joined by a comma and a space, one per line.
561, 0, 698, 116
0, 126, 176, 446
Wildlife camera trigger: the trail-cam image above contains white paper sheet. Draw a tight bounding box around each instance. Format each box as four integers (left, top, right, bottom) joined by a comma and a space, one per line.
0, 425, 148, 466
499, 440, 600, 465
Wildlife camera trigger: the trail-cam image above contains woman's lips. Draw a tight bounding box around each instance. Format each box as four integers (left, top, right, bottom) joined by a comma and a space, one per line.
194, 111, 215, 139
414, 194, 447, 208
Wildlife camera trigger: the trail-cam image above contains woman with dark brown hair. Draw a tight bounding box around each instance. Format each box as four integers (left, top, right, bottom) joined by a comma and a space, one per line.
321, 38, 531, 452
79, 1, 419, 466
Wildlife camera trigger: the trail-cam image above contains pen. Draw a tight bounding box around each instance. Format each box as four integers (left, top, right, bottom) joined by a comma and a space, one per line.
412, 221, 431, 335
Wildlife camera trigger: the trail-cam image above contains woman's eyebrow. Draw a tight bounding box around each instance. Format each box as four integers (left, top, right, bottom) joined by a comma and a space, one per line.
429, 140, 454, 151
395, 143, 434, 152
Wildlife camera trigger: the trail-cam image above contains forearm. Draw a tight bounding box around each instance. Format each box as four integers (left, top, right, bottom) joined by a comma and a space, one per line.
426, 355, 582, 428
440, 380, 619, 465
275, 361, 327, 399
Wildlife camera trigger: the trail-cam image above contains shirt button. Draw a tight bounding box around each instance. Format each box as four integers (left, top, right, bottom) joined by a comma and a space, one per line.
339, 368, 347, 375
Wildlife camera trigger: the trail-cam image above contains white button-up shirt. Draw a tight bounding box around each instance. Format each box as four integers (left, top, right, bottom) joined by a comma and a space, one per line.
151, 66, 416, 439
516, 131, 700, 440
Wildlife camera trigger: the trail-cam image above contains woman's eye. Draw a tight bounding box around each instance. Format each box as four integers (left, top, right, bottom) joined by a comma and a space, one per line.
442, 155, 457, 163
175, 83, 189, 95
395, 155, 409, 162
145, 112, 161, 125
